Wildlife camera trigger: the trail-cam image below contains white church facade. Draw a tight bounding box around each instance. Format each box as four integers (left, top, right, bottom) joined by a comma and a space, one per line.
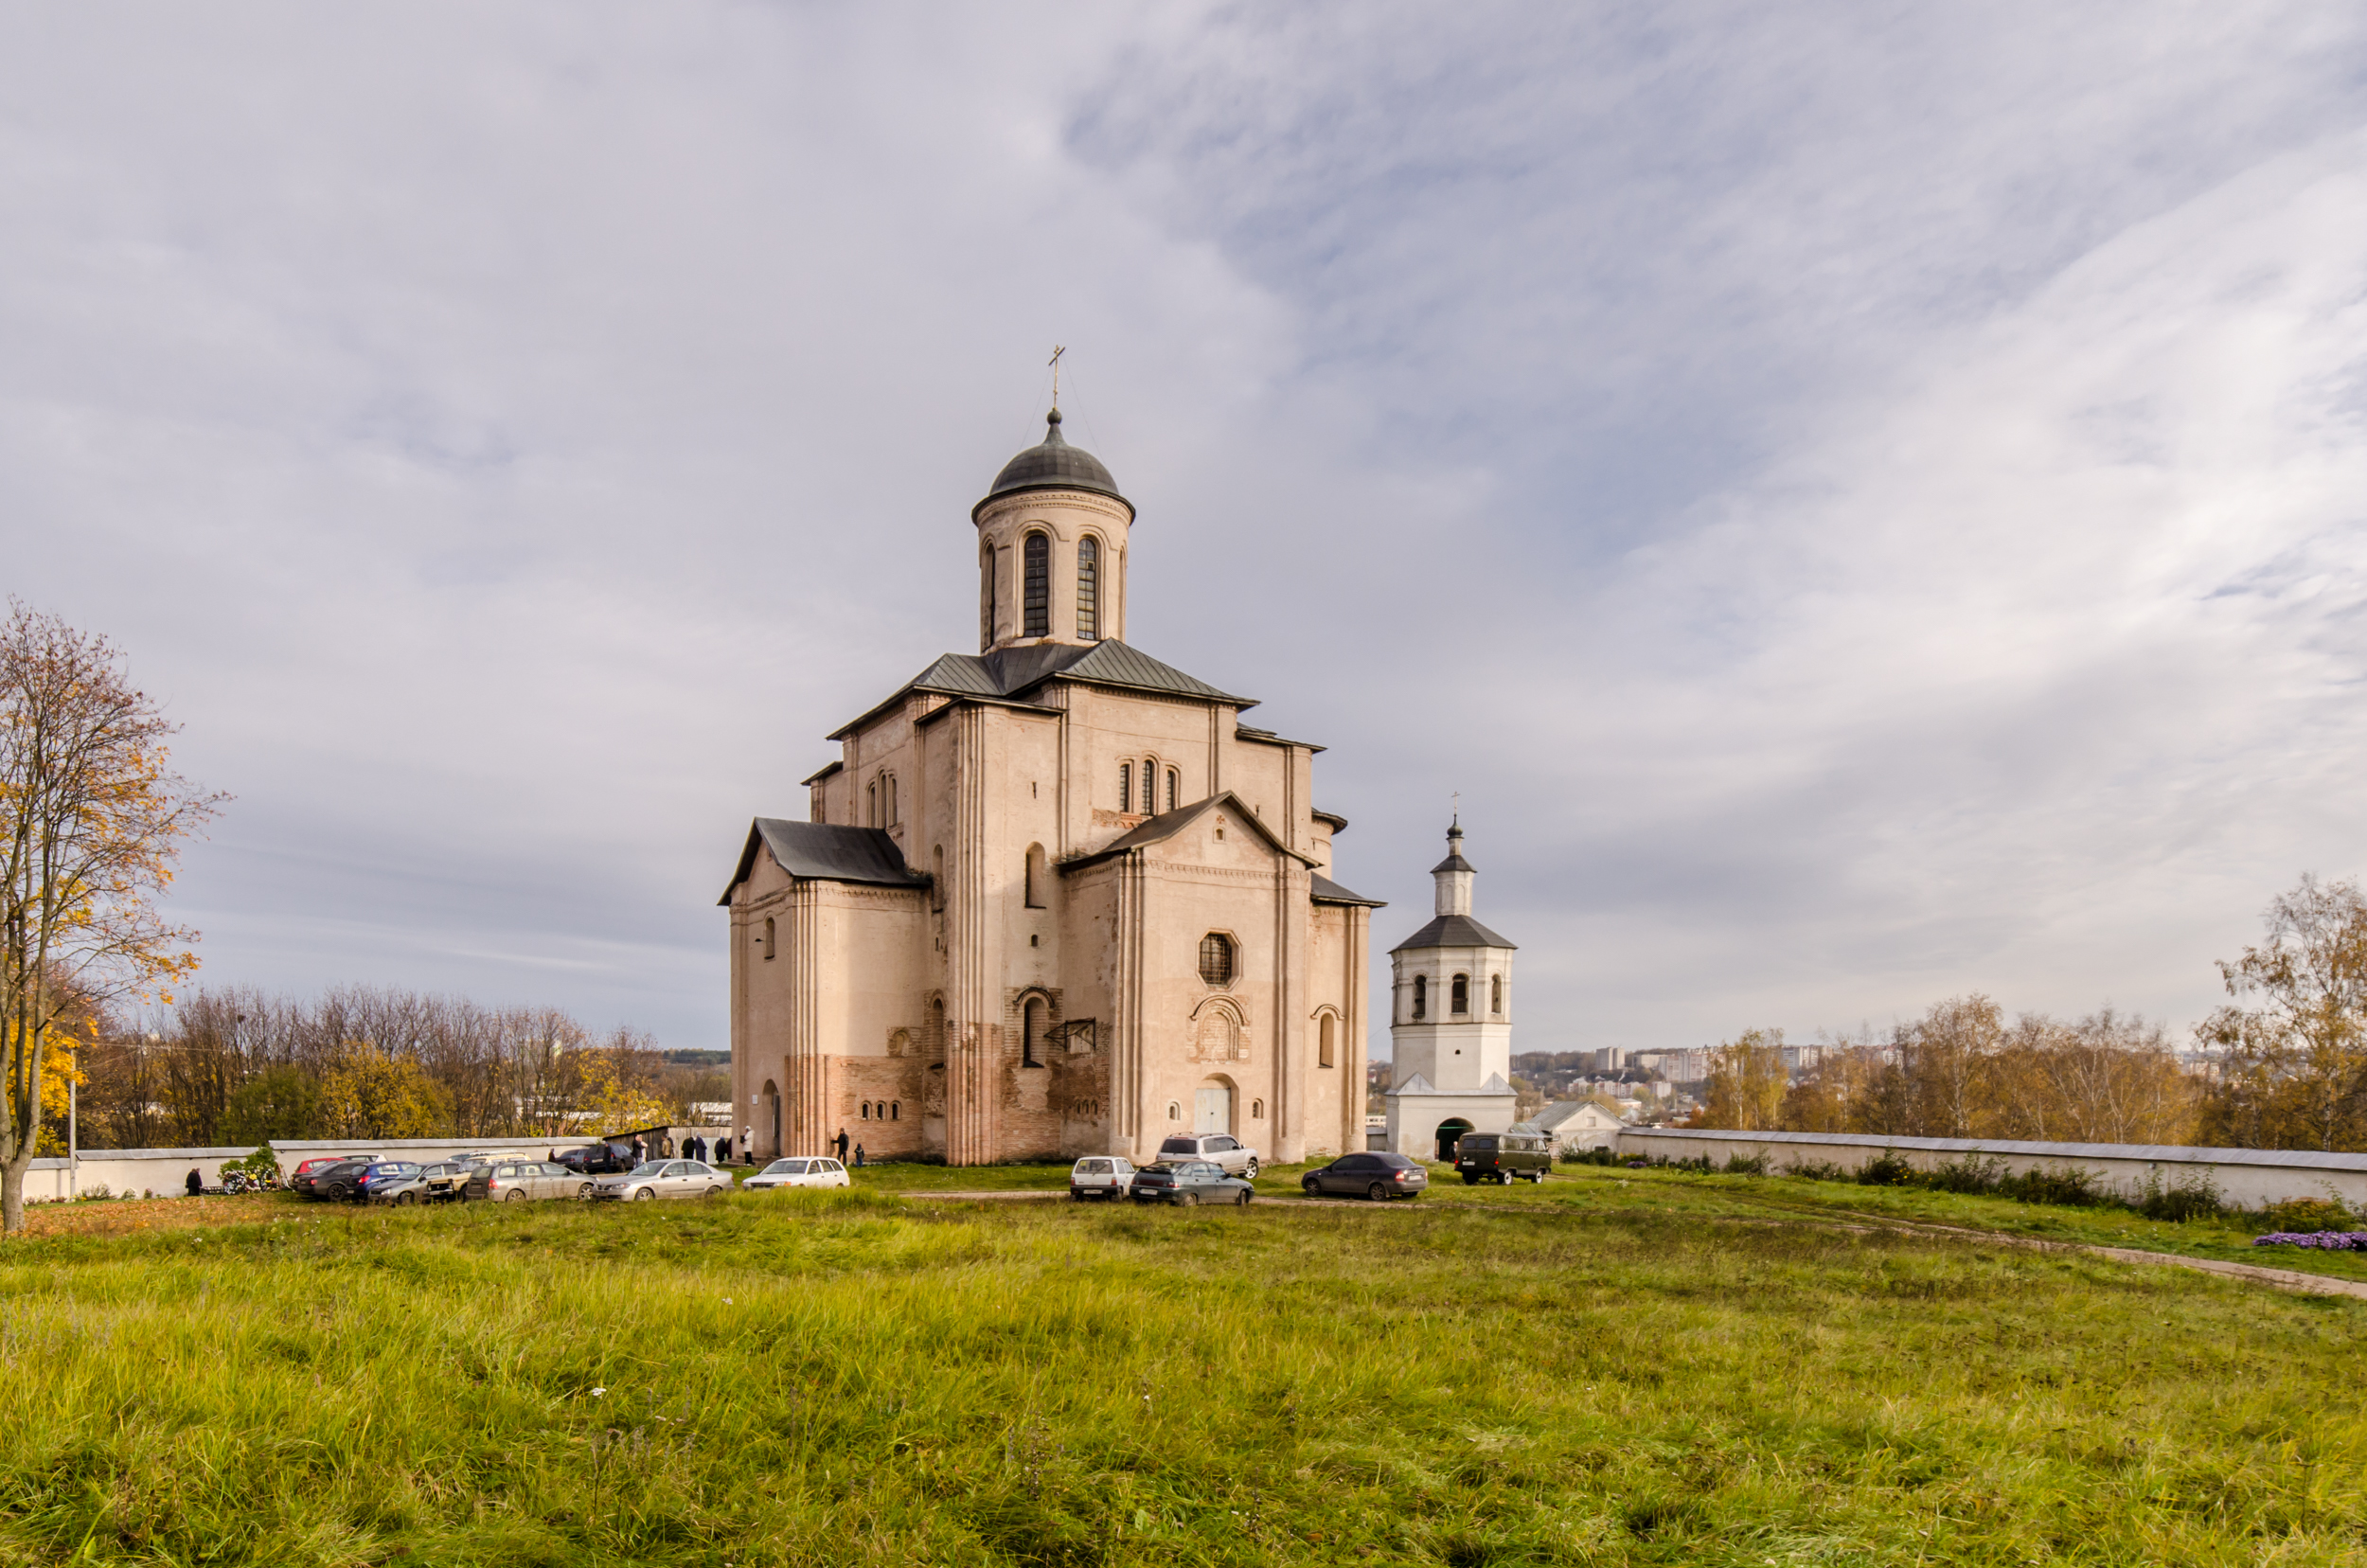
1382, 822, 1521, 1160
721, 407, 1383, 1167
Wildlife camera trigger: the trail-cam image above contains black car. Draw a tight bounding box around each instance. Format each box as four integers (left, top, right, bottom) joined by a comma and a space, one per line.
555, 1143, 639, 1176
1455, 1131, 1552, 1185
294, 1158, 373, 1202
1128, 1161, 1254, 1207
1300, 1152, 1429, 1201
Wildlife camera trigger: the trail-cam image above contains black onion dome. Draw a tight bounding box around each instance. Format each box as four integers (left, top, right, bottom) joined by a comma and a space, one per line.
975, 408, 1131, 519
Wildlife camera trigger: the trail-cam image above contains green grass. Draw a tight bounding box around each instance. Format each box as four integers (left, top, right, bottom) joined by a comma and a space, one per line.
2, 1172, 2363, 1566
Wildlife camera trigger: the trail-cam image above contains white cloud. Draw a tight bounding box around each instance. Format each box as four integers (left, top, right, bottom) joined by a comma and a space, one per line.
5, 3, 2367, 1054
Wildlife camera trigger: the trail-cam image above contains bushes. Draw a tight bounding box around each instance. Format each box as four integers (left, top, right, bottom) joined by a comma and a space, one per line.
2135, 1167, 2223, 1222
2253, 1232, 2367, 1251
1855, 1152, 1918, 1187
1558, 1146, 1619, 1167
1998, 1164, 2109, 1208
1927, 1154, 2009, 1194
1781, 1160, 1850, 1182
2260, 1196, 2352, 1233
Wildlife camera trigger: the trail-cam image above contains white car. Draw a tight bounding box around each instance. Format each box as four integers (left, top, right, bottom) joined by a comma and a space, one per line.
593, 1159, 732, 1202
1069, 1156, 1137, 1201
742, 1157, 851, 1191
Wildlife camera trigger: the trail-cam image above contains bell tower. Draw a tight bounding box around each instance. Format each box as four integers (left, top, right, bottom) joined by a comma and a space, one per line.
973, 408, 1134, 652
1383, 819, 1521, 1160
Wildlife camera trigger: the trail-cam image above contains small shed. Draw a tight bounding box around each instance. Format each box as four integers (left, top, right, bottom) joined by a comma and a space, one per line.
1535, 1098, 1624, 1152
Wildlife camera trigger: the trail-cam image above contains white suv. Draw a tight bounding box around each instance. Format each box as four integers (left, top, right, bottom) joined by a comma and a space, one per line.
1153, 1134, 1260, 1179
1069, 1156, 1137, 1201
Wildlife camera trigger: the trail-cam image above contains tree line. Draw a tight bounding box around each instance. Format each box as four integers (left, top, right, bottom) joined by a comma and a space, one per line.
77, 985, 721, 1150
1699, 874, 2367, 1152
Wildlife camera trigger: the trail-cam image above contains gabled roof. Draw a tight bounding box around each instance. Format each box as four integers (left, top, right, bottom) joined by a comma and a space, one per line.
1389, 913, 1517, 953
831, 638, 1254, 739
1061, 791, 1317, 872
717, 818, 930, 905
1536, 1098, 1622, 1131
1385, 1071, 1517, 1099
1310, 873, 1385, 908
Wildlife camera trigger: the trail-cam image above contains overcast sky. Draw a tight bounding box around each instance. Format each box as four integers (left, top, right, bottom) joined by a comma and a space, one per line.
8, 4, 2367, 1055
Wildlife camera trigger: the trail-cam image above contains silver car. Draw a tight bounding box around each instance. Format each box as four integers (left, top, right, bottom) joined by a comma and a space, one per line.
595, 1159, 731, 1202
478, 1160, 594, 1202
1152, 1134, 1260, 1179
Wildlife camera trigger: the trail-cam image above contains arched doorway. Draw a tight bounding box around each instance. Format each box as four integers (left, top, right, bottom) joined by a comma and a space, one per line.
758, 1078, 780, 1159
1433, 1117, 1473, 1163
1194, 1078, 1235, 1136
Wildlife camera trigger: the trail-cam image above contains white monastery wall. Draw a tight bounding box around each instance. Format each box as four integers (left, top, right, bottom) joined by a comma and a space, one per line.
1620, 1127, 2367, 1210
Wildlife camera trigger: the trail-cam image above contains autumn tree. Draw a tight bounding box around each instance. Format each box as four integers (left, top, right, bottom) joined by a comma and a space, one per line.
2198, 875, 2367, 1151
318, 1043, 452, 1140
0, 606, 219, 1229
1699, 1027, 1789, 1130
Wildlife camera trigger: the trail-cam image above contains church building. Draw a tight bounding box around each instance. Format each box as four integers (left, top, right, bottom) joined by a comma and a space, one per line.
1382, 821, 1520, 1160
721, 407, 1383, 1167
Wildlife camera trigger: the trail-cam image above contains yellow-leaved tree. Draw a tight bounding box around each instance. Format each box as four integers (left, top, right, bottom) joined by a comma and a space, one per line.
317, 1042, 452, 1140
1698, 1026, 1789, 1131
0, 605, 220, 1229
569, 1048, 673, 1139
2198, 875, 2367, 1151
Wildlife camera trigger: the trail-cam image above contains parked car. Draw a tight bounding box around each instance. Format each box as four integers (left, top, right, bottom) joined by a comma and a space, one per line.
466, 1160, 594, 1202
290, 1158, 360, 1198
413, 1161, 479, 1202
1300, 1152, 1429, 1202
294, 1158, 373, 1202
741, 1157, 850, 1191
1069, 1155, 1137, 1201
1129, 1160, 1254, 1207
371, 1162, 476, 1205
1454, 1131, 1551, 1185
594, 1160, 731, 1202
1152, 1134, 1261, 1179
351, 1162, 424, 1203
555, 1143, 639, 1176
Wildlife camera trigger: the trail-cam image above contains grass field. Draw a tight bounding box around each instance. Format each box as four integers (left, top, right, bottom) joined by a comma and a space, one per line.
2, 1164, 2362, 1566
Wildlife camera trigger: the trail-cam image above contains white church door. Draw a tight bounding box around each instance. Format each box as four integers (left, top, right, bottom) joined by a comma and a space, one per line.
1194, 1084, 1233, 1136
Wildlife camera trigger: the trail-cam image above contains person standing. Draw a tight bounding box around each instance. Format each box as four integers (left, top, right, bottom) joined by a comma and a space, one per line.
185, 1167, 203, 1197
743, 1125, 754, 1162
854, 1143, 865, 1168
834, 1128, 850, 1163
716, 1132, 732, 1164
632, 1135, 646, 1164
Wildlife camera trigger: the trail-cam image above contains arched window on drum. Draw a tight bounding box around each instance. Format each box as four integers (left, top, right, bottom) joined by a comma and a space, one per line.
1077, 536, 1099, 640
1022, 531, 1050, 638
